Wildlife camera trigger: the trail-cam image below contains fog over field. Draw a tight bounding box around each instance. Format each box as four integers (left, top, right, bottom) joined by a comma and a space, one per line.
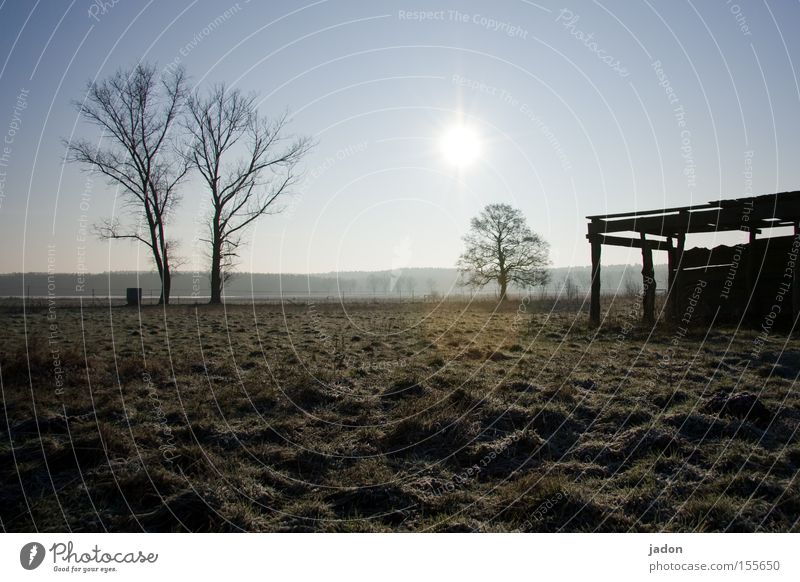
0, 264, 667, 300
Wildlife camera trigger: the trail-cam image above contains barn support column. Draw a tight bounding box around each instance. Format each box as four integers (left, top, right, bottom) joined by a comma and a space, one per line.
793, 223, 800, 326
589, 220, 602, 327
666, 237, 677, 321
745, 227, 757, 321
673, 231, 685, 322
640, 232, 656, 325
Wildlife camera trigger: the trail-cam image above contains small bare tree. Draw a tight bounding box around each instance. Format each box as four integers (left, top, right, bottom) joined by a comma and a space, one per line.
367, 273, 380, 297
67, 63, 189, 304
457, 203, 550, 301
394, 275, 405, 298
563, 275, 579, 305
425, 277, 438, 298
339, 278, 357, 298
378, 273, 391, 295
623, 274, 641, 298
184, 84, 311, 304
406, 276, 417, 300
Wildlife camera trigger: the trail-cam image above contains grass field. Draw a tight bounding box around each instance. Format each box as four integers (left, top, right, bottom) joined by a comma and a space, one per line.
1, 297, 799, 532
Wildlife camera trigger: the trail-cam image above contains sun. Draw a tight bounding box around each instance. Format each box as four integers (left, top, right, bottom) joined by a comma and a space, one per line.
440, 125, 481, 167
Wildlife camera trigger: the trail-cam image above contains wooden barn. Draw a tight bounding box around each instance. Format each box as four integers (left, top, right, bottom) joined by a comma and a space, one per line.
586, 191, 800, 328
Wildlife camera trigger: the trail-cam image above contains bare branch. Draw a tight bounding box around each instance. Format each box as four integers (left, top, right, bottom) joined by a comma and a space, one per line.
66, 62, 188, 304
457, 203, 551, 299
184, 86, 312, 302
93, 217, 153, 249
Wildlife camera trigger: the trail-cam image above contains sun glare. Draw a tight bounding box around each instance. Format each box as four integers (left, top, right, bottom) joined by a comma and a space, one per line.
441, 125, 481, 167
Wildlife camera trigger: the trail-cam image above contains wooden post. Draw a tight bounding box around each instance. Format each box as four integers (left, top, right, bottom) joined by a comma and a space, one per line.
589, 220, 602, 327
674, 231, 685, 322
794, 223, 800, 326
640, 232, 656, 325
666, 237, 676, 321
746, 227, 757, 321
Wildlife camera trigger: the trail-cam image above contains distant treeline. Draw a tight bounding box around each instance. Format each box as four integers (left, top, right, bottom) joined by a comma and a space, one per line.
1, 265, 667, 299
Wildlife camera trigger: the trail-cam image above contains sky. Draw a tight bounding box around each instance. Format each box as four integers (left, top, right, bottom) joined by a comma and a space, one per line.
1, 0, 799, 275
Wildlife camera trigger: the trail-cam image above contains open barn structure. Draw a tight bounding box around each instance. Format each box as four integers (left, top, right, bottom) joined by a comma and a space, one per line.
587, 191, 800, 328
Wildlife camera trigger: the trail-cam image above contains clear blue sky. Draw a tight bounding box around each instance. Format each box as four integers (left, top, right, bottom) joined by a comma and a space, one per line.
1, 0, 799, 274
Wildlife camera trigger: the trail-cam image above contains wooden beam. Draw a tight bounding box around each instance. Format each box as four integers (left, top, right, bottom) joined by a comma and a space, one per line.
589, 191, 800, 225
592, 205, 776, 236
586, 202, 715, 221
590, 224, 602, 328
587, 234, 672, 251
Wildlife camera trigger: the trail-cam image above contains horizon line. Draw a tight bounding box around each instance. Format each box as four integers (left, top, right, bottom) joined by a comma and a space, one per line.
0, 263, 671, 277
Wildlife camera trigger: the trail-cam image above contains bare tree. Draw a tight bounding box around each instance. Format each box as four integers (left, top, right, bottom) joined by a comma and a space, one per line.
339, 278, 357, 298
425, 277, 437, 294
457, 203, 550, 301
366, 273, 380, 297
184, 84, 311, 304
406, 276, 417, 300
623, 274, 641, 298
563, 275, 579, 305
67, 63, 189, 304
319, 277, 335, 296
455, 273, 470, 298
376, 273, 391, 296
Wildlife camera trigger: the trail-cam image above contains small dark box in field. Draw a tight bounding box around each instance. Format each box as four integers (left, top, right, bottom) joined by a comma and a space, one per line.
126, 287, 142, 306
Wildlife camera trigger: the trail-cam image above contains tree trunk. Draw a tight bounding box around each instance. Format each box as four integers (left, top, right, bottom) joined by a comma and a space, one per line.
160, 265, 171, 305
210, 238, 222, 304
158, 243, 171, 305
157, 247, 171, 305
146, 213, 169, 306
209, 208, 223, 304
154, 211, 171, 305
498, 274, 508, 302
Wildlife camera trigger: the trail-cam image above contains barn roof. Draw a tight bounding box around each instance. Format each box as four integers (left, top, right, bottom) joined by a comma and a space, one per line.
587, 190, 800, 242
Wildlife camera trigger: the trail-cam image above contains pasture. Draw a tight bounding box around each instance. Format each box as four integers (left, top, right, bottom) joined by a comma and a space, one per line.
1, 298, 798, 532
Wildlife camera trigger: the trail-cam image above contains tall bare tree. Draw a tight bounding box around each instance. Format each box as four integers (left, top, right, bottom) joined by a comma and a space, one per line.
184, 84, 311, 304
457, 203, 550, 301
67, 63, 188, 305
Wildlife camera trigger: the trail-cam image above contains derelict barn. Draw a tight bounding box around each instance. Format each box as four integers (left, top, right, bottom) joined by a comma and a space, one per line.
586, 191, 800, 328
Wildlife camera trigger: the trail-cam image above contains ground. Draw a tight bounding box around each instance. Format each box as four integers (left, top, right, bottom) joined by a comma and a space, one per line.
1, 297, 799, 532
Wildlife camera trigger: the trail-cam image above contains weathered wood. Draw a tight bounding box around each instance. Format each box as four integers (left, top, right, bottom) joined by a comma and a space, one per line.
594, 209, 769, 236
590, 226, 602, 327
681, 245, 742, 269
794, 224, 800, 325
641, 232, 656, 325
590, 195, 800, 236
589, 190, 800, 226
673, 230, 686, 322
743, 227, 757, 322
587, 191, 800, 328
667, 237, 677, 321
588, 234, 671, 251
586, 201, 714, 220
